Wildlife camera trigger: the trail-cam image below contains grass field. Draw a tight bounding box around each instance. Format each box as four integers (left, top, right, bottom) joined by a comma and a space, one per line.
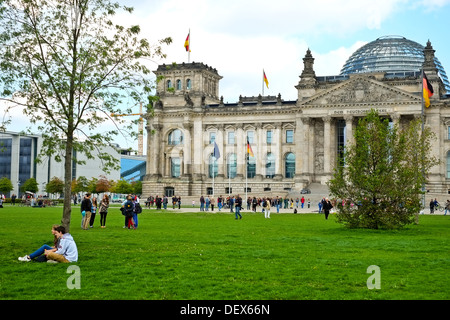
0, 205, 449, 300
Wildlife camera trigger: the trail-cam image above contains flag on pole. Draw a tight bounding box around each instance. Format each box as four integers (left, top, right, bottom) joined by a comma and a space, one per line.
263, 70, 269, 89
184, 32, 190, 52
246, 138, 254, 157
423, 71, 434, 108
213, 141, 220, 159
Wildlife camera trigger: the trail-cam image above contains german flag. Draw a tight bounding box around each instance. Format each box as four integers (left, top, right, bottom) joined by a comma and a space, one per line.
423, 71, 434, 108
247, 138, 254, 157
263, 70, 269, 89
184, 32, 190, 52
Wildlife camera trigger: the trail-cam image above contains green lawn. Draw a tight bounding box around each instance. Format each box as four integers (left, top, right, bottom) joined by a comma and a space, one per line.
0, 205, 448, 300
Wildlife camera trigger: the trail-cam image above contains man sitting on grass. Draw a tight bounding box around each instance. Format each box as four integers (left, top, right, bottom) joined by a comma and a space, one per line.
45, 225, 78, 263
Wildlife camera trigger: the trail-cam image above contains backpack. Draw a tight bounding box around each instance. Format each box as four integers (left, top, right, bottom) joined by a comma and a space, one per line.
134, 203, 142, 214
124, 200, 134, 217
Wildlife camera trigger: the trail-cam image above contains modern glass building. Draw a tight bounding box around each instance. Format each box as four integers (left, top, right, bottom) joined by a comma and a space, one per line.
340, 36, 450, 93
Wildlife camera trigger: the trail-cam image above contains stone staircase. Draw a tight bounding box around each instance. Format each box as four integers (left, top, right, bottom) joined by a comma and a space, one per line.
286, 182, 330, 204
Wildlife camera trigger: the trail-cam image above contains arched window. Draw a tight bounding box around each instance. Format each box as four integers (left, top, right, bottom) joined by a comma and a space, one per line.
227, 153, 237, 178
168, 129, 183, 145
247, 156, 256, 178
266, 152, 275, 178
186, 79, 192, 90
285, 153, 295, 178
209, 153, 218, 178
447, 151, 450, 179
167, 80, 172, 89
176, 79, 182, 90
171, 158, 180, 178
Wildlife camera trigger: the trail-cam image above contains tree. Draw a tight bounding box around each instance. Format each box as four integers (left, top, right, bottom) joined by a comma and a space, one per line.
0, 177, 13, 194
45, 176, 64, 197
114, 179, 132, 195
96, 175, 111, 194
131, 180, 142, 195
20, 178, 39, 194
0, 1, 171, 231
328, 110, 439, 229
72, 176, 89, 195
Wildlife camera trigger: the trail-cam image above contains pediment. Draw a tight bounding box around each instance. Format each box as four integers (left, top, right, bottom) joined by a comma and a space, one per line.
300, 75, 422, 106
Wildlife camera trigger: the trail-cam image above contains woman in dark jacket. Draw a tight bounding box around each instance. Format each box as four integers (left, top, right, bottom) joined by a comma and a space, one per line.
323, 198, 333, 220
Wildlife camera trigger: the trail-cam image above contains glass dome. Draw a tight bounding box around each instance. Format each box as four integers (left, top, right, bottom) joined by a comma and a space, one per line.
340, 36, 450, 93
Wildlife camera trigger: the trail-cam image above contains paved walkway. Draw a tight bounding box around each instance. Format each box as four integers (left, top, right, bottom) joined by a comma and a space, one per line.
141, 206, 449, 215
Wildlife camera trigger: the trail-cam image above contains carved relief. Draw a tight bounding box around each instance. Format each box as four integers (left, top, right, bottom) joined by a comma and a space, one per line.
314, 120, 324, 173
302, 77, 421, 106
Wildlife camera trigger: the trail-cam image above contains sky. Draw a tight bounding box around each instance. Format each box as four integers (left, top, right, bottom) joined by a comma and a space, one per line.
2, 0, 450, 154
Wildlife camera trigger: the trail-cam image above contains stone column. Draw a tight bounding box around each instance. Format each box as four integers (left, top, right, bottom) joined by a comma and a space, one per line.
323, 116, 332, 175
192, 118, 203, 180
255, 122, 263, 179
275, 123, 283, 178
182, 122, 192, 177
152, 123, 163, 177
345, 115, 354, 146
217, 124, 224, 178
236, 124, 244, 178
300, 117, 310, 179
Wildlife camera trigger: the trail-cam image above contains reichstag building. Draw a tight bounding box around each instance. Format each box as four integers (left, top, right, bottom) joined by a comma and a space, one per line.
142, 36, 450, 198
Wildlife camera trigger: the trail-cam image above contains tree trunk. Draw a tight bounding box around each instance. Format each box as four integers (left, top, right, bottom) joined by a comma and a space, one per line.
61, 135, 73, 233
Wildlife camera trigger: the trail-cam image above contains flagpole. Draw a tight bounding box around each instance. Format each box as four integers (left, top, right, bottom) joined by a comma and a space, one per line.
246, 153, 248, 204
262, 69, 264, 96
188, 28, 191, 63
228, 155, 231, 197
420, 68, 425, 217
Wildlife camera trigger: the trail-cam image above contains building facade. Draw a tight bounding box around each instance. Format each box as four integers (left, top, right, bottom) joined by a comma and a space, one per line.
142, 37, 450, 198
0, 131, 121, 197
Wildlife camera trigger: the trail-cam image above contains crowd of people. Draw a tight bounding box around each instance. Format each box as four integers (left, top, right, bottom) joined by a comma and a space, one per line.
141, 194, 336, 220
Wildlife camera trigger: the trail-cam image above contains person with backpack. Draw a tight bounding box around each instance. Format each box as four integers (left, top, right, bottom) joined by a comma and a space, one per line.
122, 195, 136, 229
263, 198, 271, 219
80, 193, 92, 230
132, 195, 142, 228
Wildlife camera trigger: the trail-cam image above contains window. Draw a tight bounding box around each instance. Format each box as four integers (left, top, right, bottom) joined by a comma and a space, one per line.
447, 151, 450, 179
171, 158, 181, 178
165, 187, 175, 197
176, 79, 182, 90
167, 80, 172, 89
285, 153, 295, 178
186, 79, 192, 90
0, 138, 12, 179
337, 120, 346, 166
19, 138, 32, 183
266, 130, 272, 145
247, 131, 254, 143
286, 129, 294, 143
227, 153, 237, 178
168, 129, 183, 145
209, 132, 216, 144
209, 153, 218, 178
266, 152, 275, 178
228, 131, 235, 144
247, 156, 256, 178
